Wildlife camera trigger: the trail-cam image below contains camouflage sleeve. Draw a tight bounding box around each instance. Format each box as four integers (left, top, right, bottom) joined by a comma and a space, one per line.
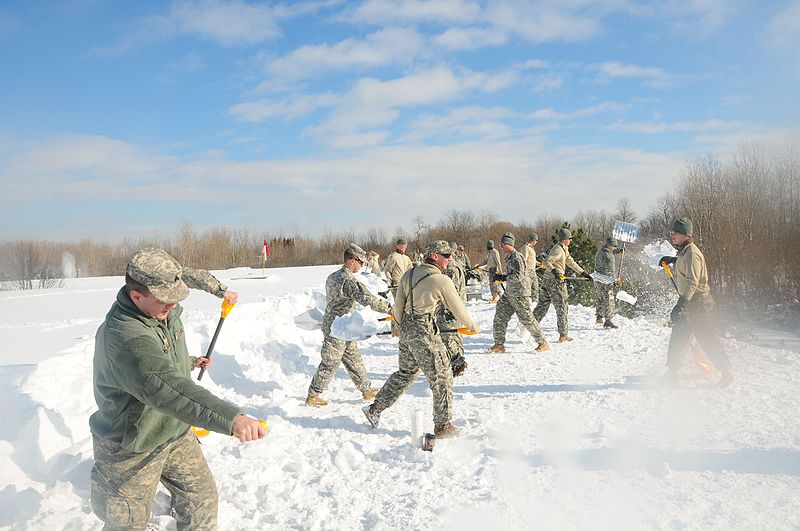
344, 277, 391, 314
116, 336, 242, 434
181, 267, 227, 298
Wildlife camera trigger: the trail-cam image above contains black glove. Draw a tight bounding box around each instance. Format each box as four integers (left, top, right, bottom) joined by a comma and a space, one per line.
581, 271, 592, 280
493, 273, 507, 282
552, 270, 564, 284
670, 297, 688, 323
660, 256, 677, 267
615, 248, 625, 255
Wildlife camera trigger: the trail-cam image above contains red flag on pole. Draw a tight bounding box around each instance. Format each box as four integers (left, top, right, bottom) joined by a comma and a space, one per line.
263, 239, 271, 258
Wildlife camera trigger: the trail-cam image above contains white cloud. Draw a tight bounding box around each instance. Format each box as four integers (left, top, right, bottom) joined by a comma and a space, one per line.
303, 67, 516, 147
764, 0, 800, 53
266, 27, 425, 80
433, 26, 507, 50
228, 93, 341, 122
530, 102, 628, 121
606, 119, 743, 134
350, 0, 481, 24
661, 0, 740, 36
403, 106, 518, 141
89, 0, 280, 56
589, 61, 678, 88
486, 0, 603, 43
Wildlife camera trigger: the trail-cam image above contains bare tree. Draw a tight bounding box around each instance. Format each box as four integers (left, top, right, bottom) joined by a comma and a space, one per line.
614, 197, 637, 223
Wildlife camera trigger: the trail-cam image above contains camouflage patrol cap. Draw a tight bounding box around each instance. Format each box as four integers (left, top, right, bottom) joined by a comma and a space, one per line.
500, 232, 515, 245
345, 243, 367, 262
126, 248, 189, 304
487, 239, 495, 249
449, 241, 457, 250
528, 232, 539, 242
605, 237, 618, 247
425, 240, 452, 258
396, 238, 407, 245
557, 228, 572, 240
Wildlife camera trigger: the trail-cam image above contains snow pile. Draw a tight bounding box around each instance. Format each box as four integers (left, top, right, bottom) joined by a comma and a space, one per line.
330, 308, 389, 341
0, 265, 799, 529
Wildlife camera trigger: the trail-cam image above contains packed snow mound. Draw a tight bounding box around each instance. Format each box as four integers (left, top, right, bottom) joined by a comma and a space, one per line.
330, 307, 389, 341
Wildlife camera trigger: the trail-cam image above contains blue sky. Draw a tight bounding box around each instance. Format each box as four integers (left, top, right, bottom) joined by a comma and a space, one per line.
1, 0, 798, 241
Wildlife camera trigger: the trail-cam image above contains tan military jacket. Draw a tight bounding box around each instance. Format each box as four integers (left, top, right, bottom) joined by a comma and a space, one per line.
521, 244, 538, 274
479, 248, 505, 273
675, 241, 711, 301
393, 263, 478, 332
367, 255, 381, 274
384, 250, 413, 287
542, 242, 584, 279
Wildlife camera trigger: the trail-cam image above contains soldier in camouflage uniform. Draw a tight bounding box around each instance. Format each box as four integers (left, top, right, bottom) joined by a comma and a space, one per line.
363, 241, 480, 438
453, 243, 472, 270
488, 233, 549, 354
366, 250, 382, 277
660, 218, 734, 387
383, 238, 413, 297
90, 248, 266, 531
438, 242, 468, 376
533, 228, 592, 342
594, 237, 621, 328
477, 239, 505, 303
306, 244, 392, 407
521, 233, 540, 305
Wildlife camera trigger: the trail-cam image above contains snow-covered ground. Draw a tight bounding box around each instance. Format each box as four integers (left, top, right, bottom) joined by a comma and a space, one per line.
1, 265, 799, 530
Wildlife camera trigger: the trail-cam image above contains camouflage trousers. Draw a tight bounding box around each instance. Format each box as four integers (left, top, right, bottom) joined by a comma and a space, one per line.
594, 281, 615, 321
90, 429, 217, 531
533, 276, 570, 335
487, 268, 503, 300
493, 293, 546, 345
309, 333, 370, 396
528, 271, 539, 305
440, 324, 465, 368
373, 316, 453, 428
667, 295, 732, 374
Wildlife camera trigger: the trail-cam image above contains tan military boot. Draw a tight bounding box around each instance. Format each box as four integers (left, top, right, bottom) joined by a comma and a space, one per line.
596, 316, 604, 325
305, 394, 328, 407
535, 342, 550, 352
559, 334, 573, 342
361, 388, 378, 401
434, 422, 460, 438
487, 343, 506, 353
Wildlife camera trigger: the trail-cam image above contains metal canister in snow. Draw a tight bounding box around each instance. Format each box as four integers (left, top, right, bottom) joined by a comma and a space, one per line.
422, 433, 436, 451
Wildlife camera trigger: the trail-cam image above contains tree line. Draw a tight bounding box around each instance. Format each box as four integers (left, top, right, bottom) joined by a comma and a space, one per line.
2, 143, 798, 317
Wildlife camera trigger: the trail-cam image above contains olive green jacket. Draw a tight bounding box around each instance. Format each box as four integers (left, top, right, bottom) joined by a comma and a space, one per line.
90, 287, 242, 453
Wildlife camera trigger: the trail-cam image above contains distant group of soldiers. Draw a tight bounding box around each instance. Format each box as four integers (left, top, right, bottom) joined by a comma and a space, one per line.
307, 229, 632, 439
85, 217, 734, 529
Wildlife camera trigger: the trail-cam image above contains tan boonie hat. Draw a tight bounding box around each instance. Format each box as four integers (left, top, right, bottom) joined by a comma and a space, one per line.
126, 248, 189, 304
345, 243, 367, 262
425, 240, 452, 258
